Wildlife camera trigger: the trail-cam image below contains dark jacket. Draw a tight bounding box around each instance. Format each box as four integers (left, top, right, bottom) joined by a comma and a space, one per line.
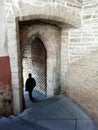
25, 78, 36, 92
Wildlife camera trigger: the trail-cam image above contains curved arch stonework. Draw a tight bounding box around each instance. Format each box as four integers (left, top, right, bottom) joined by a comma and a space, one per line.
7, 2, 81, 28
6, 2, 81, 114
20, 24, 61, 96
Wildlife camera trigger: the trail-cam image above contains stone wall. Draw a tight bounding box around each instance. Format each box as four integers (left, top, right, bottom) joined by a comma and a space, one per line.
31, 38, 46, 95
68, 0, 98, 63
65, 0, 98, 120
66, 50, 98, 119
22, 42, 32, 87
0, 0, 12, 116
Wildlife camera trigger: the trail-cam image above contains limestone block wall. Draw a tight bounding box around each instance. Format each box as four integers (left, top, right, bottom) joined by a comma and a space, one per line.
22, 42, 32, 86
65, 0, 98, 120
66, 50, 98, 119
31, 38, 46, 95
61, 29, 69, 93
68, 0, 98, 63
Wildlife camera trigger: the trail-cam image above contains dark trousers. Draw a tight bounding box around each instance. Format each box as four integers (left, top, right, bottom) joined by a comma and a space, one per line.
28, 90, 33, 101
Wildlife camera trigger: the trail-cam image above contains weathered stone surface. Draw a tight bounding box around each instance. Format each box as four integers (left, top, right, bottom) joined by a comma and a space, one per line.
19, 22, 62, 103
0, 0, 98, 121
0, 56, 12, 116
66, 50, 98, 119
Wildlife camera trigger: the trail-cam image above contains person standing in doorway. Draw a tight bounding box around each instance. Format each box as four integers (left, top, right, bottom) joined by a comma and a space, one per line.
25, 73, 36, 102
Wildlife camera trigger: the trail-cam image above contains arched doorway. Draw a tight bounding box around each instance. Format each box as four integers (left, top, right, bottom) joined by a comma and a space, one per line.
6, 0, 81, 114
19, 23, 61, 109
22, 36, 47, 106
31, 37, 47, 95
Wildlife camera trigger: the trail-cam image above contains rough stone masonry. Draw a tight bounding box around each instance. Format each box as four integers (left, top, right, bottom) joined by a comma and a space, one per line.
0, 0, 98, 121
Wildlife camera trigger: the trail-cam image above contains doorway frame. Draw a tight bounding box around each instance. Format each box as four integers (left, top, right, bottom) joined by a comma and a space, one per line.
6, 2, 80, 115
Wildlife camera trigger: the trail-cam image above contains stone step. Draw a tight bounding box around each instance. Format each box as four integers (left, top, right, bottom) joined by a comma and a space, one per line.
76, 119, 95, 130
0, 115, 49, 130
59, 97, 91, 119
18, 95, 65, 118
0, 117, 17, 130
8, 115, 49, 130
94, 120, 98, 130
36, 119, 76, 130
0, 94, 96, 130
19, 95, 75, 124
24, 91, 46, 109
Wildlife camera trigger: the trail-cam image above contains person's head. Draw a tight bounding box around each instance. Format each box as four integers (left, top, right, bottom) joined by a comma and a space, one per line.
28, 73, 32, 78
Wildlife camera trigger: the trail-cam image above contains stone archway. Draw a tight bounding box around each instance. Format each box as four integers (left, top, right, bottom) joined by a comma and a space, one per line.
31, 37, 47, 95
22, 36, 47, 95
19, 23, 61, 98
6, 2, 81, 115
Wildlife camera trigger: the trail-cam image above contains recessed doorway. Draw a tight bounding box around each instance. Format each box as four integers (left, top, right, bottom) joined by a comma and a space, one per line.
22, 36, 47, 107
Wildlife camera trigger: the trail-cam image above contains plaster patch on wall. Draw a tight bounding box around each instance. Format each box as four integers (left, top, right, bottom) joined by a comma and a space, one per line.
0, 56, 12, 116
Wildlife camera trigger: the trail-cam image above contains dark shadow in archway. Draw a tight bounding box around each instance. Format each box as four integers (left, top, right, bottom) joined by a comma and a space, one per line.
22, 37, 47, 108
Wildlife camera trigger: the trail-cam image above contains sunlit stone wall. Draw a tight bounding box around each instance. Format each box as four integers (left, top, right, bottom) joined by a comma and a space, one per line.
66, 0, 98, 120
